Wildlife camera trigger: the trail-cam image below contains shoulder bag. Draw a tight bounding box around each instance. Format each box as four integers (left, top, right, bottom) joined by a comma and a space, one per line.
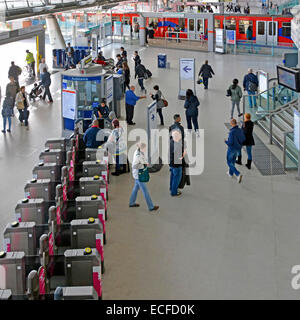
138, 165, 150, 183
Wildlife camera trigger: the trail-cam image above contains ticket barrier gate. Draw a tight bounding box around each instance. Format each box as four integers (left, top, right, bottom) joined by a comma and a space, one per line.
85, 146, 108, 161
45, 138, 67, 152
15, 198, 46, 225
24, 178, 54, 203
39, 148, 66, 167
54, 286, 97, 300
0, 248, 102, 299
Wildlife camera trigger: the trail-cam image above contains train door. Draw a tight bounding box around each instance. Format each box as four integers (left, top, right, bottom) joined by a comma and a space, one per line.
196, 18, 205, 40
122, 16, 130, 25
256, 20, 267, 44
188, 18, 196, 39
267, 21, 278, 45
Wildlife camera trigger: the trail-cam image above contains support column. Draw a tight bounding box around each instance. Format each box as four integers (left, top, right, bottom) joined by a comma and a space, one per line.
46, 14, 66, 49
207, 15, 214, 52
138, 16, 146, 47
219, 3, 224, 14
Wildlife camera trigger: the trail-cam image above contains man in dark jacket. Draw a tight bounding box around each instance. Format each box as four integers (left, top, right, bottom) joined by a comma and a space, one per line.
169, 130, 186, 196
120, 47, 127, 58
115, 54, 123, 70
243, 68, 258, 108
8, 61, 22, 88
41, 68, 53, 103
199, 60, 214, 89
225, 118, 245, 183
135, 63, 147, 92
184, 89, 200, 135
169, 114, 185, 143
133, 51, 141, 68
83, 120, 104, 148
6, 76, 18, 107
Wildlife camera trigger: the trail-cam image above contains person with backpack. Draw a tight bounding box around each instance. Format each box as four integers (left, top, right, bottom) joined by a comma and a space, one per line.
8, 61, 22, 88
150, 85, 165, 126
227, 78, 243, 118
135, 63, 147, 92
243, 68, 258, 108
129, 142, 159, 212
225, 118, 245, 183
236, 113, 255, 170
184, 89, 200, 136
198, 60, 215, 90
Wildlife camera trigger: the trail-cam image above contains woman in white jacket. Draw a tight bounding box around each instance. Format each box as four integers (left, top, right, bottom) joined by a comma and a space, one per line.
129, 142, 159, 212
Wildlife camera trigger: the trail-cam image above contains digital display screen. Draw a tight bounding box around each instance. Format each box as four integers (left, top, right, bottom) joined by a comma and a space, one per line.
277, 65, 300, 92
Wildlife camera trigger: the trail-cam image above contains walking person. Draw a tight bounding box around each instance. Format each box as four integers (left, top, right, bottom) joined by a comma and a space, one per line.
169, 114, 185, 141
120, 47, 127, 58
169, 130, 186, 196
65, 43, 74, 69
225, 118, 245, 183
228, 78, 243, 118
123, 61, 131, 90
133, 51, 141, 69
8, 61, 22, 88
2, 96, 14, 133
41, 68, 53, 103
39, 58, 48, 78
243, 68, 258, 108
198, 60, 214, 89
135, 63, 147, 92
6, 76, 18, 115
25, 50, 35, 77
125, 85, 146, 125
236, 113, 255, 169
150, 85, 165, 126
184, 89, 200, 135
16, 86, 30, 130
129, 142, 159, 212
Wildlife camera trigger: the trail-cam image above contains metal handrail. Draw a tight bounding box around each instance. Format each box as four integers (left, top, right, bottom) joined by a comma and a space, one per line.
283, 130, 294, 170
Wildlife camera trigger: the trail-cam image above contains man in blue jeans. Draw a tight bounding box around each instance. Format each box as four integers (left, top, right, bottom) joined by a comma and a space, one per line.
169, 130, 186, 196
225, 118, 245, 183
243, 68, 258, 108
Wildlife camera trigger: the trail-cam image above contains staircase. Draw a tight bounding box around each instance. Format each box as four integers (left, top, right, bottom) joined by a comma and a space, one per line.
256, 99, 298, 169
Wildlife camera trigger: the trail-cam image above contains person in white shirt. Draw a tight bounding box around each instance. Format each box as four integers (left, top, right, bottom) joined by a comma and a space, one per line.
39, 58, 48, 77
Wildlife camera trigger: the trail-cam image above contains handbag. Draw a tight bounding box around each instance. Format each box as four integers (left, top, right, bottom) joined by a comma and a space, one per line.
226, 89, 232, 97
197, 77, 203, 85
138, 165, 150, 183
161, 93, 168, 107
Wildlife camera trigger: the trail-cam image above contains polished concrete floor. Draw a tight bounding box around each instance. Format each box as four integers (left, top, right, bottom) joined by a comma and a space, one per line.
0, 41, 300, 299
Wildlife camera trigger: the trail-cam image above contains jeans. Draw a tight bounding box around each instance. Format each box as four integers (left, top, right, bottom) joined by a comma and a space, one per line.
138, 78, 145, 90
227, 149, 240, 177
186, 114, 199, 131
157, 108, 164, 125
129, 179, 154, 210
66, 56, 73, 69
238, 146, 252, 161
170, 167, 182, 196
3, 116, 11, 131
247, 91, 257, 108
43, 85, 53, 102
203, 77, 209, 89
231, 101, 241, 118
18, 109, 29, 126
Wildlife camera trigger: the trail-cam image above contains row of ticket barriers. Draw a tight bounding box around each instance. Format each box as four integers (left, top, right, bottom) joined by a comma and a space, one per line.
0, 129, 111, 300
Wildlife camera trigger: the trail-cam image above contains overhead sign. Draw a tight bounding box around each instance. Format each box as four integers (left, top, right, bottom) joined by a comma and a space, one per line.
226, 30, 236, 45
294, 110, 300, 151
180, 58, 195, 81
162, 12, 184, 18
62, 90, 76, 120
63, 75, 101, 83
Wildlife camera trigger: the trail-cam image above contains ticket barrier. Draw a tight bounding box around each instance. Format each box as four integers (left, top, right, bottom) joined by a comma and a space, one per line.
85, 146, 108, 161
54, 286, 97, 300
45, 138, 67, 152
39, 148, 66, 167
24, 178, 54, 203
0, 289, 12, 300
15, 198, 46, 225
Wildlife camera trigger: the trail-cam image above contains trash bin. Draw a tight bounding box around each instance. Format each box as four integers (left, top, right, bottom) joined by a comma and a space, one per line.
158, 54, 167, 68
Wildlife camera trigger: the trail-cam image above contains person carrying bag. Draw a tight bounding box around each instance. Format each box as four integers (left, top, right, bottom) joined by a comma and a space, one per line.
129, 142, 159, 212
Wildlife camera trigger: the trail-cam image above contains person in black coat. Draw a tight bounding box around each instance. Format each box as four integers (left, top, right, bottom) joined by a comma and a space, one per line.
133, 51, 141, 68
184, 89, 200, 135
198, 60, 215, 89
236, 113, 255, 169
123, 61, 130, 90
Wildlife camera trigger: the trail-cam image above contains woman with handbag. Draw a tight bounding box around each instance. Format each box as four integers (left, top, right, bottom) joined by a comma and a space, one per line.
150, 85, 167, 126
15, 86, 30, 130
129, 142, 159, 212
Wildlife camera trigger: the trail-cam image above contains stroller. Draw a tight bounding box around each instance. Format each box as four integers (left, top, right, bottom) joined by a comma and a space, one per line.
29, 82, 44, 102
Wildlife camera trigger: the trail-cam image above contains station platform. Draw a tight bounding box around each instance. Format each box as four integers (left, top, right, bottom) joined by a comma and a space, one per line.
0, 41, 300, 300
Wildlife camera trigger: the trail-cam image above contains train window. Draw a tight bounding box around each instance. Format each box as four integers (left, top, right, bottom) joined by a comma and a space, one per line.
122, 17, 130, 25
225, 19, 236, 30
112, 16, 119, 23
178, 18, 185, 30
239, 20, 253, 34
282, 22, 291, 37
215, 19, 221, 29
189, 19, 195, 32
197, 19, 204, 33
257, 21, 265, 35
268, 22, 276, 36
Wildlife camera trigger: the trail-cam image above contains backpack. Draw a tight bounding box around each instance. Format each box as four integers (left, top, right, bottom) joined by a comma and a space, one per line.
248, 81, 257, 92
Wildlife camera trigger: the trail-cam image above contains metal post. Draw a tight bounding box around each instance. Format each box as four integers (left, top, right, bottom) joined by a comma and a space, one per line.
283, 132, 287, 170
269, 114, 273, 144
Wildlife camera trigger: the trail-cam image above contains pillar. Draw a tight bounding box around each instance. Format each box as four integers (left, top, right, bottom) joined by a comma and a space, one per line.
207, 15, 214, 52
219, 3, 224, 14
45, 14, 66, 49
138, 16, 146, 47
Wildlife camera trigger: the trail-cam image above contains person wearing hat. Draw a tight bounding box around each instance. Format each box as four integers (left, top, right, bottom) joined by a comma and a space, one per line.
106, 118, 128, 176
83, 119, 105, 148
25, 50, 35, 77
94, 98, 110, 119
